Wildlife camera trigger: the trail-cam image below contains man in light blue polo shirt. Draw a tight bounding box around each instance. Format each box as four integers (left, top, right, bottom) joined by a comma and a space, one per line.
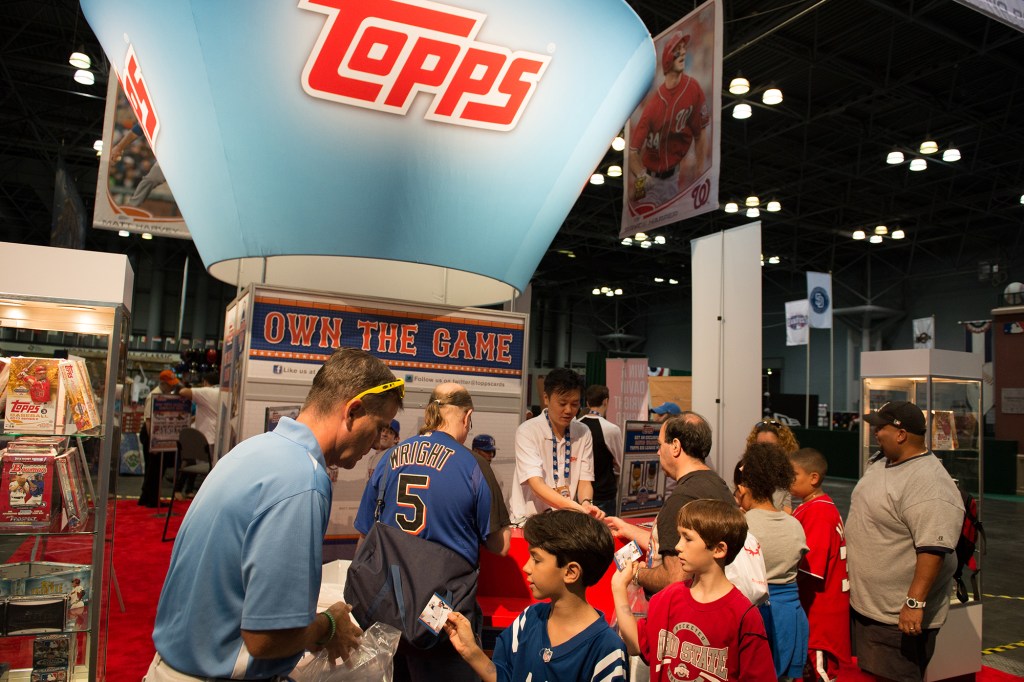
147, 348, 404, 681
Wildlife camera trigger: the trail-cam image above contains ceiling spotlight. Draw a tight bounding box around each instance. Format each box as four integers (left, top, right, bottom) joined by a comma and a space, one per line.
93, 139, 103, 152
607, 165, 622, 178
869, 234, 883, 244
919, 140, 939, 154
1020, 194, 1024, 205
746, 207, 760, 218
611, 136, 626, 151
634, 232, 648, 241
621, 238, 633, 246
762, 88, 783, 105
654, 235, 666, 244
69, 52, 91, 69
669, 279, 679, 284
640, 241, 652, 249
605, 291, 614, 297
654, 277, 665, 283
942, 147, 961, 162
891, 229, 905, 239
745, 196, 759, 207
766, 200, 781, 212
886, 150, 905, 165
724, 202, 739, 213
590, 173, 604, 185
874, 225, 888, 235
728, 76, 750, 95
614, 289, 623, 296
601, 287, 611, 293
909, 158, 927, 171
733, 103, 752, 119
73, 69, 95, 85
141, 232, 153, 240
117, 230, 130, 238
768, 256, 781, 264
852, 230, 866, 240
592, 288, 601, 295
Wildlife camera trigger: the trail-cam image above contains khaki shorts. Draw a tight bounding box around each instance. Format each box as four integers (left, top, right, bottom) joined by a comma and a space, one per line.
143, 653, 287, 682
852, 610, 938, 682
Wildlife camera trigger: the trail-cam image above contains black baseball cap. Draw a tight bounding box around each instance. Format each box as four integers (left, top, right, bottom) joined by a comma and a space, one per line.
863, 401, 926, 436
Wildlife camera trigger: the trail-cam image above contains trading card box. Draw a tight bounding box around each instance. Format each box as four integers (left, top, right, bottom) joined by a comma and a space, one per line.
3, 358, 65, 433
29, 668, 67, 682
33, 633, 74, 670
21, 564, 90, 632
0, 453, 59, 529
53, 452, 84, 528
58, 360, 99, 433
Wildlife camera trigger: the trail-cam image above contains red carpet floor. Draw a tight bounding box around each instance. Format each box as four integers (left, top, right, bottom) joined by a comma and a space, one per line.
11, 499, 1018, 682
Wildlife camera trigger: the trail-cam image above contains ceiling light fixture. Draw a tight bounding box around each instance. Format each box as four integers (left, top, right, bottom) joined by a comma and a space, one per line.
654, 277, 664, 283
589, 173, 604, 185
724, 202, 739, 213
909, 158, 927, 171
852, 230, 866, 240
745, 196, 759, 207
768, 256, 781, 264
762, 88, 783, 105
592, 288, 601, 295
621, 238, 633, 246
919, 140, 938, 154
733, 103, 752, 119
141, 232, 153, 240
117, 230, 130, 237
942, 147, 961, 162
874, 225, 888, 235
635, 233, 648, 241
607, 165, 622, 178
73, 69, 94, 85
640, 241, 652, 249
654, 235, 666, 244
69, 52, 91, 69
766, 200, 781, 212
869, 235, 883, 244
728, 76, 750, 95
614, 289, 623, 296
611, 136, 626, 152
886, 150, 904, 165
669, 279, 679, 285
891, 229, 905, 239
746, 207, 760, 218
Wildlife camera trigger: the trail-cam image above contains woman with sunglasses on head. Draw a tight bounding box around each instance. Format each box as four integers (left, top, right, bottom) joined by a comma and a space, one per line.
734, 442, 809, 682
746, 418, 800, 513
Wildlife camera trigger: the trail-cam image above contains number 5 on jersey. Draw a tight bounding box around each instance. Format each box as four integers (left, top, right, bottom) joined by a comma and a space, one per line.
396, 473, 430, 534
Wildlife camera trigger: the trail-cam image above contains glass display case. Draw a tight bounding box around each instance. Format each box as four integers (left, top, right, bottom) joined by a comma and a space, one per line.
0, 243, 133, 682
860, 348, 983, 681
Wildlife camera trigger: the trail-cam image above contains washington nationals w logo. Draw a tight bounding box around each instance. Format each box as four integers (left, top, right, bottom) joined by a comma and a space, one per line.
299, 0, 551, 131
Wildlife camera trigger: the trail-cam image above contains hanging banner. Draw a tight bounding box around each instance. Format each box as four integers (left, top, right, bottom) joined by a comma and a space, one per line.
621, 0, 722, 238
806, 271, 833, 329
913, 316, 935, 349
605, 358, 650, 432
953, 0, 1024, 34
93, 73, 190, 240
786, 299, 809, 347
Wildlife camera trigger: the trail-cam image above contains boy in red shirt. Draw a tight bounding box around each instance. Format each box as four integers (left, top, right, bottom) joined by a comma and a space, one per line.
790, 447, 851, 681
611, 499, 775, 681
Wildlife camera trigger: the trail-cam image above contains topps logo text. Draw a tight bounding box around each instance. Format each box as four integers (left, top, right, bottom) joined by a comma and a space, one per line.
299, 0, 551, 131
10, 403, 42, 414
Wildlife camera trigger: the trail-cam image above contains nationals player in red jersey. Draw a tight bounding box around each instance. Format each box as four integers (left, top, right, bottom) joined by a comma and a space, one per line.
628, 31, 710, 214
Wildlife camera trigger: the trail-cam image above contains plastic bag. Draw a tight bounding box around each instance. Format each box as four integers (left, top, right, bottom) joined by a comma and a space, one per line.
294, 622, 402, 682
610, 582, 649, 629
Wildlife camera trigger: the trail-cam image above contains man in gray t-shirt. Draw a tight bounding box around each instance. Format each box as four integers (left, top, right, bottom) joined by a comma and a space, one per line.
847, 401, 964, 681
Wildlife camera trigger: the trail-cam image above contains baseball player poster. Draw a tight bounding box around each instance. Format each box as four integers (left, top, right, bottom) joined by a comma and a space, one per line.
621, 0, 722, 238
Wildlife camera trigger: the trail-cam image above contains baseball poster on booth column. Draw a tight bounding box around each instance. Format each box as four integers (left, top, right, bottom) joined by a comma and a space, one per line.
621, 0, 722, 238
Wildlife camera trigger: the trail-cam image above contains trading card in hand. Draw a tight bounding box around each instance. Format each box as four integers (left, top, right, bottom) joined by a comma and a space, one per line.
418, 593, 453, 634
614, 540, 643, 571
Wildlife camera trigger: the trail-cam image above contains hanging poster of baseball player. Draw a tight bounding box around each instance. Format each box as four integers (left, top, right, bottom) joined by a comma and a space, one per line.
621, 0, 722, 238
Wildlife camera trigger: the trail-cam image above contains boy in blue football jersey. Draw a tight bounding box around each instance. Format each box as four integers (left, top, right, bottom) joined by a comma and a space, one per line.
445, 510, 628, 682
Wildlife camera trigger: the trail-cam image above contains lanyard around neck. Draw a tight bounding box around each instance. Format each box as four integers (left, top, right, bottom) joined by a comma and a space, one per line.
546, 410, 571, 485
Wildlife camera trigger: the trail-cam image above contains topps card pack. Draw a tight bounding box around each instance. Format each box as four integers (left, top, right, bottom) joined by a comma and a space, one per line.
614, 540, 643, 571
0, 453, 59, 529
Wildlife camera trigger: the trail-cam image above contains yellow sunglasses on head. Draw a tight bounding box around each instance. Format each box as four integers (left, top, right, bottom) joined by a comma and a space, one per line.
350, 378, 405, 403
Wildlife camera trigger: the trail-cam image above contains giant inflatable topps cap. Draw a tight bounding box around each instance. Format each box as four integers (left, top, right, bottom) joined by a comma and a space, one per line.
83, 0, 655, 306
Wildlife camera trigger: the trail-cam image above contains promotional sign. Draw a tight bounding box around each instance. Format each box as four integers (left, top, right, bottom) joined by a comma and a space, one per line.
82, 0, 655, 306
149, 395, 191, 453
605, 358, 650, 431
617, 420, 665, 517
247, 294, 525, 394
93, 76, 190, 240
621, 0, 722, 238
806, 271, 833, 329
785, 299, 810, 347
913, 316, 936, 349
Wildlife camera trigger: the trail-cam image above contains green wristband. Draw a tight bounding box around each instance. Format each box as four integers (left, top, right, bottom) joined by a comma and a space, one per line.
315, 610, 336, 647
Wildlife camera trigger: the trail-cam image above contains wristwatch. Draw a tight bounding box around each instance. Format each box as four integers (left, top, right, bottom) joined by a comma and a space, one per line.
905, 597, 926, 609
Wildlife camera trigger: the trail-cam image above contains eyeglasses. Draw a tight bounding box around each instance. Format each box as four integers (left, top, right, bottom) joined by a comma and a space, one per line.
351, 378, 405, 403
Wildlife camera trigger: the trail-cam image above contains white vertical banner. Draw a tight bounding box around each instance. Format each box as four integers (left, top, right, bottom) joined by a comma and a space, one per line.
786, 300, 810, 346
806, 271, 833, 329
621, 0, 722, 238
691, 222, 761, 479
913, 316, 936, 349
